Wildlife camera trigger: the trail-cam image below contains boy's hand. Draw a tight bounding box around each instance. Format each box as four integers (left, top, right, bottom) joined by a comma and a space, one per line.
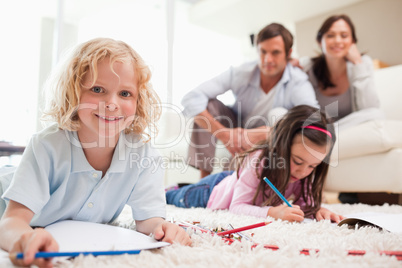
9, 228, 59, 268
315, 207, 345, 223
268, 204, 304, 222
153, 222, 192, 246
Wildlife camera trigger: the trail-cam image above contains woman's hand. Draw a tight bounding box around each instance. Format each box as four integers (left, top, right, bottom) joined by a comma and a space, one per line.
289, 58, 302, 69
152, 221, 192, 246
315, 207, 345, 223
268, 204, 305, 222
345, 44, 362, 64
9, 228, 59, 268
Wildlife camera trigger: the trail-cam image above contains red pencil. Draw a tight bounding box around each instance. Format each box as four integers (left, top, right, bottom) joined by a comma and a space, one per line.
217, 221, 272, 236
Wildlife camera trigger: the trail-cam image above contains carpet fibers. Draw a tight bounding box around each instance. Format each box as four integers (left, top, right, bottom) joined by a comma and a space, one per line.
1, 203, 401, 267
59, 203, 402, 268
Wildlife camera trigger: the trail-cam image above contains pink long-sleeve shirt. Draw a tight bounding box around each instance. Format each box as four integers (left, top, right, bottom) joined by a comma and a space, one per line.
207, 150, 311, 218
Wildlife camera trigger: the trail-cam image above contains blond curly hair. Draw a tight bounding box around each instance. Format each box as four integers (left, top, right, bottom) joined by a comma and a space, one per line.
42, 37, 161, 142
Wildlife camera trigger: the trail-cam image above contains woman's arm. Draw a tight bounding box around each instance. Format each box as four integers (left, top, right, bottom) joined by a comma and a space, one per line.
348, 54, 380, 110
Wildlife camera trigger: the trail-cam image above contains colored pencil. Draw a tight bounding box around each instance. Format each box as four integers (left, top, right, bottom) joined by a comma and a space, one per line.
217, 221, 271, 236
11, 250, 141, 260
263, 177, 292, 207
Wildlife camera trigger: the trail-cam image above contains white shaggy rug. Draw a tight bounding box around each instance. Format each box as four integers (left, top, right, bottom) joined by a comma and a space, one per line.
1, 203, 402, 267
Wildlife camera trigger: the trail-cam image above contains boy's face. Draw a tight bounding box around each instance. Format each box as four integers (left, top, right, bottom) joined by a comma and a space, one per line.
257, 35, 290, 80
289, 135, 329, 183
78, 58, 138, 144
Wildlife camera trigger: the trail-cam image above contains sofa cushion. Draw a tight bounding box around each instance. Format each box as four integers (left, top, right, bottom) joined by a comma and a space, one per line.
374, 64, 402, 120
330, 119, 402, 164
325, 148, 402, 192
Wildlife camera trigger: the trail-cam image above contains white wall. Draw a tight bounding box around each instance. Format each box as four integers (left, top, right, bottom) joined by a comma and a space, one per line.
0, 3, 42, 145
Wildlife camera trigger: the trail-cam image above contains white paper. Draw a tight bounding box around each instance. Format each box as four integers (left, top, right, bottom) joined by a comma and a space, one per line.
338, 212, 402, 233
45, 220, 170, 252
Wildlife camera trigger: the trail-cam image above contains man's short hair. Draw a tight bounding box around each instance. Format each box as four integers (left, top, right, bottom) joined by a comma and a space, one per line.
256, 23, 293, 57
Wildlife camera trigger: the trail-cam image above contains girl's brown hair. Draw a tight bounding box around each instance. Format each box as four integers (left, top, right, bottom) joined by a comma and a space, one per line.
235, 105, 336, 217
42, 37, 161, 142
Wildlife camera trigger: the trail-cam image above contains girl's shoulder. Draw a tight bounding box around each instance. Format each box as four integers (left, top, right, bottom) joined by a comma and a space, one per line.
240, 149, 265, 170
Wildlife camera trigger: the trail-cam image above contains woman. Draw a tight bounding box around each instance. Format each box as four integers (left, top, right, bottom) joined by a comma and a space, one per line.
299, 15, 385, 204
300, 14, 383, 127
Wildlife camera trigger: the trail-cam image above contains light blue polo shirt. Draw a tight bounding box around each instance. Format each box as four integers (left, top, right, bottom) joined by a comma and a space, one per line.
2, 124, 166, 227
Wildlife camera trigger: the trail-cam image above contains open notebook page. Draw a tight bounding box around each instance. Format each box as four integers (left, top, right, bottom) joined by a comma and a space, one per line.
338, 212, 402, 233
45, 220, 170, 252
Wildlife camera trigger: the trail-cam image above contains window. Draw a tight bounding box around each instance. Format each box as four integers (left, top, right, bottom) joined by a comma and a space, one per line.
0, 0, 244, 147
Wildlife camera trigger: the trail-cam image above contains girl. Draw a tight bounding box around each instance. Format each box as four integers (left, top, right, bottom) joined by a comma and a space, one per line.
0, 38, 191, 268
166, 105, 344, 223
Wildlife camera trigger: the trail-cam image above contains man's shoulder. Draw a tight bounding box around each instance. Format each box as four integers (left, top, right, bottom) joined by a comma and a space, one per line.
285, 63, 309, 82
232, 60, 259, 75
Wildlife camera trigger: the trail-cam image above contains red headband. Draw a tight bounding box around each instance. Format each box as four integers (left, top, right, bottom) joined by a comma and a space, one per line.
302, 125, 332, 139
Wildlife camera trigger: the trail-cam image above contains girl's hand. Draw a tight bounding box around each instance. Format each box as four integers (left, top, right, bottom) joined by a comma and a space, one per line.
315, 207, 345, 223
153, 221, 192, 246
345, 44, 362, 64
268, 204, 304, 222
9, 228, 59, 268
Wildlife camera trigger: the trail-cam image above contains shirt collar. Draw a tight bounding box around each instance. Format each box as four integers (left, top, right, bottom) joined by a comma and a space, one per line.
250, 64, 261, 89
281, 63, 291, 84
68, 131, 126, 174
108, 133, 128, 173
253, 62, 292, 90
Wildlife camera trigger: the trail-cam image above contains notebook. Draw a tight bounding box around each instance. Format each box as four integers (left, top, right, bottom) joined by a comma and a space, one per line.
45, 220, 170, 252
338, 212, 402, 233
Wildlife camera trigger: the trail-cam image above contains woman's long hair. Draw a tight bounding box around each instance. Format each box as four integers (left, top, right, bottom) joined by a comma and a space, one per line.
235, 105, 336, 217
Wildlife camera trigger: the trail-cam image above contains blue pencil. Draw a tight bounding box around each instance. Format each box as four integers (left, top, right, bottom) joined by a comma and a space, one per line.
12, 249, 141, 260
263, 177, 293, 207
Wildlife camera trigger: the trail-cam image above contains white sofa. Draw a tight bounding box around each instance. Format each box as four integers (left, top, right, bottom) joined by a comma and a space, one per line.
324, 64, 402, 198
155, 64, 402, 202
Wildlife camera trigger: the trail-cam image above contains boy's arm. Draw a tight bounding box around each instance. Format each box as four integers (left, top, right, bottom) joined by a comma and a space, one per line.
0, 200, 58, 267
136, 217, 191, 246
0, 201, 35, 251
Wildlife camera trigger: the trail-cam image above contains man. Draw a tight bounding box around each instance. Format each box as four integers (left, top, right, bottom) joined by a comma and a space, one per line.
181, 23, 319, 178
